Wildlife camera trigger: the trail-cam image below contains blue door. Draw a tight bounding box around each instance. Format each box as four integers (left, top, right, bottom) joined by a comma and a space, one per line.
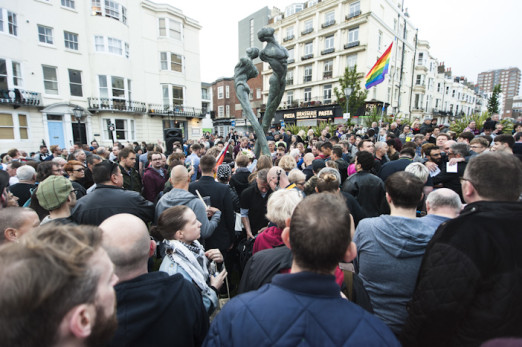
48, 121, 65, 149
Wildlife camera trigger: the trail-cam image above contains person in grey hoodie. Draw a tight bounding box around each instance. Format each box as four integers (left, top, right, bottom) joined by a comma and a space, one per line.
353, 172, 449, 335
155, 165, 220, 240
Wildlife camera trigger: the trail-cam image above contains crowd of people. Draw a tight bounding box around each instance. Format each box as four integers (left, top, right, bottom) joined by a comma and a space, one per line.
0, 114, 521, 346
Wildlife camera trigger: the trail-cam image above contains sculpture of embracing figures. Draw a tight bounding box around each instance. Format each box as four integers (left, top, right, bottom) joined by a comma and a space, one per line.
233, 27, 288, 158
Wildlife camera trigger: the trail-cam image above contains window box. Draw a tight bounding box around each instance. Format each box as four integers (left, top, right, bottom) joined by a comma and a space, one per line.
321, 48, 335, 55
344, 41, 360, 49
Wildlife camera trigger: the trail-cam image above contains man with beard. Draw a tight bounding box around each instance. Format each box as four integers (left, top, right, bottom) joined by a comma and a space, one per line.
424, 146, 442, 176
0, 223, 119, 347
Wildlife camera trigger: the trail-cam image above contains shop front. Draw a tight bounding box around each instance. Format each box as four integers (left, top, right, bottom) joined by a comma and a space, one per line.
273, 104, 344, 127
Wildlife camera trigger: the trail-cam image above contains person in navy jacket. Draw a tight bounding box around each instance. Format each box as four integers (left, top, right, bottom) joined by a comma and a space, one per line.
204, 192, 399, 347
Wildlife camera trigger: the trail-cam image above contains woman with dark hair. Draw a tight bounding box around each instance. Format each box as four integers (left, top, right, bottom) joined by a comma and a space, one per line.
154, 205, 228, 315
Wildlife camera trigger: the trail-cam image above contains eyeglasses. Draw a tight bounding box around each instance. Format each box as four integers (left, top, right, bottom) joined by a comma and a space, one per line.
72, 168, 85, 172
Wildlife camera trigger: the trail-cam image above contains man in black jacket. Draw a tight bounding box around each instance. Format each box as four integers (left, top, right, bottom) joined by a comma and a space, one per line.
189, 154, 235, 253
71, 161, 154, 226
118, 147, 142, 193
342, 151, 386, 217
401, 152, 522, 346
100, 214, 208, 347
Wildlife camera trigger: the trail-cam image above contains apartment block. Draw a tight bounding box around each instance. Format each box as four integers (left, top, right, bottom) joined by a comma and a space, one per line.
477, 67, 521, 118
0, 0, 204, 153
260, 0, 417, 126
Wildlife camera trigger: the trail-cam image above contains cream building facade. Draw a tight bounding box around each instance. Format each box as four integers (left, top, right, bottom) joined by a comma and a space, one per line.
263, 0, 417, 126
0, 0, 204, 153
260, 0, 485, 126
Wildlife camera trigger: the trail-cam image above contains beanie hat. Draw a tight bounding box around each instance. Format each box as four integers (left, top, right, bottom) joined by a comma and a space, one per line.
217, 164, 231, 181
36, 175, 73, 211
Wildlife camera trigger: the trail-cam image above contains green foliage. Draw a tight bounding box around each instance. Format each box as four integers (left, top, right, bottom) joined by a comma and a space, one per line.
449, 112, 491, 135
360, 107, 394, 127
487, 84, 501, 114
448, 111, 514, 136
284, 124, 309, 136
334, 65, 368, 117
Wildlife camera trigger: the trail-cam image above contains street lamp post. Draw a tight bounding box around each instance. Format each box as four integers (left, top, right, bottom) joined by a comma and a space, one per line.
344, 87, 353, 114
73, 105, 83, 146
344, 87, 353, 123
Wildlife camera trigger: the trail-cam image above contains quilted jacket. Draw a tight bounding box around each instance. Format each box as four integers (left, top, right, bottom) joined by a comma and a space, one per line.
204, 272, 400, 347
400, 201, 522, 346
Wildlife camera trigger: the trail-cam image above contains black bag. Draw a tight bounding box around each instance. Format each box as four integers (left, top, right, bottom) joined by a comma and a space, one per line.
237, 237, 256, 271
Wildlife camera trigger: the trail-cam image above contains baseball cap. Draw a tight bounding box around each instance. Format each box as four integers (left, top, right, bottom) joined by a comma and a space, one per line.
36, 175, 73, 211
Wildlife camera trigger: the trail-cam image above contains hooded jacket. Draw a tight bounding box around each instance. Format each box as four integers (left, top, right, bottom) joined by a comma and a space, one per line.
354, 215, 444, 334
109, 272, 208, 347
252, 226, 283, 255
401, 201, 522, 346
155, 188, 221, 240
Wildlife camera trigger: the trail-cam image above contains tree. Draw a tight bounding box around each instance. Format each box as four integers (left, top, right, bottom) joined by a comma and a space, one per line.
334, 65, 368, 117
487, 84, 501, 114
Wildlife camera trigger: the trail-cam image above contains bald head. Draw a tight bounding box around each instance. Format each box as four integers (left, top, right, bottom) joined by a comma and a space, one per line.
0, 207, 39, 244
170, 165, 190, 188
426, 188, 462, 219
100, 213, 153, 282
303, 153, 315, 166
442, 140, 456, 153
267, 166, 290, 191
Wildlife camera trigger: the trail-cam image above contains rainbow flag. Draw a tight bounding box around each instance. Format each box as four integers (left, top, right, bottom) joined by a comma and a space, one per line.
365, 42, 393, 89
216, 140, 229, 166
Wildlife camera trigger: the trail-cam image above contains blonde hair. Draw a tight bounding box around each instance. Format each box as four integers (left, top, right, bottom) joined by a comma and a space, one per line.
405, 162, 430, 184
288, 169, 306, 184
265, 189, 303, 228
278, 155, 297, 173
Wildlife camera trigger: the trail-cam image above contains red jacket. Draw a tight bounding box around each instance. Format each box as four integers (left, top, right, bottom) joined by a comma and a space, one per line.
253, 226, 283, 255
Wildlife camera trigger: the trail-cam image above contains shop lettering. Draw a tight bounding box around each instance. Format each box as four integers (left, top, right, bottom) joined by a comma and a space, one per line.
318, 110, 333, 117
296, 110, 317, 119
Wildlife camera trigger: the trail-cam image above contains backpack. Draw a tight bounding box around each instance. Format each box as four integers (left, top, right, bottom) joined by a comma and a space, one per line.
237, 236, 256, 271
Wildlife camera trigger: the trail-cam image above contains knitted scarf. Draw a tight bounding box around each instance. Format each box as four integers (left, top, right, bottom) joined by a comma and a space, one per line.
164, 240, 217, 308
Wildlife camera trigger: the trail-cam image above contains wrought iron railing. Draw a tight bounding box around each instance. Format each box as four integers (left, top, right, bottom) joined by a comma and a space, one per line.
148, 103, 205, 118
0, 89, 42, 107
88, 97, 147, 112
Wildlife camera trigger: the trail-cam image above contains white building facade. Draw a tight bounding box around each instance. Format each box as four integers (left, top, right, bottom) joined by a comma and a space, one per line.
411, 40, 485, 123
0, 0, 203, 153
259, 0, 486, 126
263, 0, 417, 126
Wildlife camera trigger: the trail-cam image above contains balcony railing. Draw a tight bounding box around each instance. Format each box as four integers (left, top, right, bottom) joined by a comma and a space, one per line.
301, 27, 314, 35
283, 34, 295, 42
321, 48, 335, 55
302, 53, 314, 61
344, 41, 360, 49
346, 10, 361, 20
321, 20, 336, 28
303, 75, 312, 83
286, 79, 294, 86
147, 104, 206, 118
88, 97, 147, 112
0, 89, 42, 107
323, 71, 333, 79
